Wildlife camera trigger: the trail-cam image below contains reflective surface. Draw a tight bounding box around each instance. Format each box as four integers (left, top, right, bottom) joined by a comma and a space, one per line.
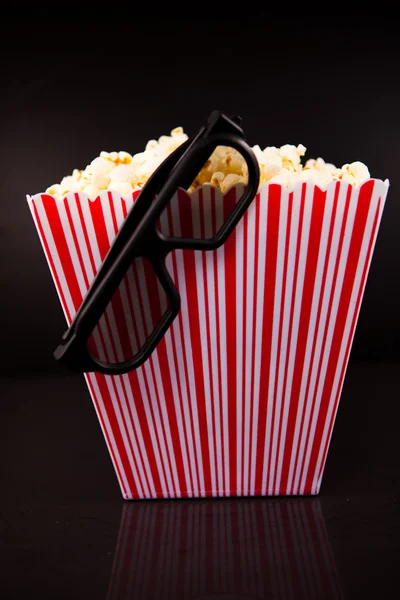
107, 499, 342, 600
1, 361, 399, 598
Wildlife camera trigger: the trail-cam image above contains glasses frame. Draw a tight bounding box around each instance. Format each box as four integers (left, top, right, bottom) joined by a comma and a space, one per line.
54, 111, 260, 375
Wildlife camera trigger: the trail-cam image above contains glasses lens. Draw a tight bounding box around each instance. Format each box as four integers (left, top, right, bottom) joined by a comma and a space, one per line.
87, 257, 168, 365
157, 145, 248, 240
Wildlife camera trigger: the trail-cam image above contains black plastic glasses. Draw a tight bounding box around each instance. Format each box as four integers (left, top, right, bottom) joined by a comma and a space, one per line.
54, 110, 260, 375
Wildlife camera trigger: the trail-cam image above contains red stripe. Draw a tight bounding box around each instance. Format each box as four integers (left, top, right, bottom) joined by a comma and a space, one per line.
176, 190, 206, 492
63, 199, 91, 289
273, 186, 306, 493
137, 361, 170, 494
199, 188, 205, 239
120, 202, 163, 495
308, 181, 380, 491
171, 199, 201, 493
267, 190, 293, 491
86, 195, 153, 496
168, 254, 195, 495
95, 376, 137, 496
165, 199, 198, 495
84, 374, 130, 498
279, 184, 330, 493
315, 196, 382, 491
147, 355, 177, 496
108, 191, 119, 235
117, 374, 153, 496
134, 268, 171, 494
255, 185, 281, 491
224, 188, 239, 494
117, 200, 166, 495
86, 198, 124, 363
248, 196, 261, 493
43, 195, 84, 312
152, 337, 188, 495
212, 187, 226, 491
125, 368, 163, 495
181, 228, 213, 493
153, 213, 190, 494
201, 232, 218, 491
293, 184, 347, 493
74, 194, 97, 276
141, 254, 181, 496
88, 196, 111, 261
240, 207, 249, 492
31, 198, 72, 324
297, 184, 354, 492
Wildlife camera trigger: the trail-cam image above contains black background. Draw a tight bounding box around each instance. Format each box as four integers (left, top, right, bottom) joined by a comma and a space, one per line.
1, 14, 399, 599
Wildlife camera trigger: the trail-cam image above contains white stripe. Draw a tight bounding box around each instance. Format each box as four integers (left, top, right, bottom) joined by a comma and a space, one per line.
163, 254, 199, 495
85, 373, 132, 497
28, 197, 76, 320
160, 202, 195, 497
286, 183, 340, 494
214, 188, 229, 494
203, 187, 223, 495
173, 233, 206, 495
133, 261, 179, 498
79, 194, 155, 498
291, 184, 344, 494
192, 194, 217, 495
250, 191, 268, 494
217, 241, 229, 495
261, 188, 289, 493
92, 323, 146, 497
311, 183, 387, 492
161, 257, 194, 497
54, 199, 88, 296
101, 196, 174, 497
235, 209, 244, 495
298, 184, 360, 493
272, 184, 315, 493
243, 200, 256, 494
268, 185, 302, 494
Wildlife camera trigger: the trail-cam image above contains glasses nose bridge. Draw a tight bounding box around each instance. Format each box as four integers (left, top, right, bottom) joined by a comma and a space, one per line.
141, 228, 175, 263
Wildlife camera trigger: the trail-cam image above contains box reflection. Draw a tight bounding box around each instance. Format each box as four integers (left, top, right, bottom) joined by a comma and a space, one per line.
107, 499, 343, 599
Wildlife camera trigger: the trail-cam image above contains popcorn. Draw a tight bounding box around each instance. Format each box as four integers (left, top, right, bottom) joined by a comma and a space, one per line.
340, 161, 370, 186
45, 127, 372, 199
109, 164, 138, 185
108, 181, 135, 196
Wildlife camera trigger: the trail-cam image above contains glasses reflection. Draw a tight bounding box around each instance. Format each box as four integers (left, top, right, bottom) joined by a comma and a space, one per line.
107, 499, 343, 600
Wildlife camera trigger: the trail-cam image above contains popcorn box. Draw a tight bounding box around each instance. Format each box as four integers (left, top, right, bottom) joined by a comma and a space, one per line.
27, 178, 388, 499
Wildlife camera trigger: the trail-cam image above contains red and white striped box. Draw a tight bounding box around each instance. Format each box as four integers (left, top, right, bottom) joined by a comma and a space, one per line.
27, 178, 389, 499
